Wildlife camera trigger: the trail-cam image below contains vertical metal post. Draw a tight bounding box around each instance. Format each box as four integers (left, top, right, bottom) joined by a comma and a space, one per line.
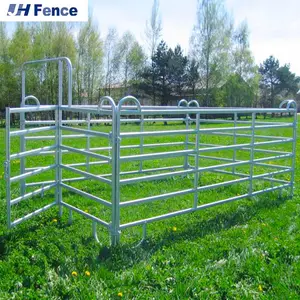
184, 112, 190, 169
86, 113, 91, 173
232, 112, 237, 174
290, 108, 297, 197
111, 106, 120, 246
249, 113, 256, 196
56, 61, 63, 217
139, 115, 144, 172
193, 113, 200, 209
5, 108, 11, 229
20, 70, 26, 196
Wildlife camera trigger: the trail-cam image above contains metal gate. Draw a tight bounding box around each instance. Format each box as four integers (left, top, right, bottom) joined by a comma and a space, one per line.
5, 57, 298, 246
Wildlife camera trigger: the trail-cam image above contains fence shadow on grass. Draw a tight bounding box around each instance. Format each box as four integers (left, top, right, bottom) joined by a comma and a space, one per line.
97, 194, 289, 271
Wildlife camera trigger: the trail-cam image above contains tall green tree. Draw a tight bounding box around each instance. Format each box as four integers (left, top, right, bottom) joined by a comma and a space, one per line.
141, 41, 189, 105
259, 56, 280, 107
169, 45, 188, 98
103, 27, 120, 96
0, 23, 16, 109
259, 56, 300, 107
232, 21, 256, 81
75, 17, 103, 105
145, 0, 162, 59
186, 58, 200, 99
190, 0, 233, 106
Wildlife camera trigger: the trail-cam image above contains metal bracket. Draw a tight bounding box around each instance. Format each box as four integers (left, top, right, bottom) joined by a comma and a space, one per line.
4, 161, 9, 179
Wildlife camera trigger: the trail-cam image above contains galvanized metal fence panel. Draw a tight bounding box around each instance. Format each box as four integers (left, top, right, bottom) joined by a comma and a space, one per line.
4, 57, 298, 246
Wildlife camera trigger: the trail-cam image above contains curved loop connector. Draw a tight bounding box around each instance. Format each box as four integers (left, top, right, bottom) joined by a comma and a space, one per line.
21, 95, 40, 107
118, 95, 141, 112
178, 99, 188, 107
98, 96, 117, 112
279, 99, 297, 110
188, 100, 199, 108
92, 222, 101, 244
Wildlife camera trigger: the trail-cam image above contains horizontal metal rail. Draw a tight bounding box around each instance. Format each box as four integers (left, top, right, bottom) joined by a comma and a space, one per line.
11, 183, 57, 205
60, 126, 110, 138
10, 126, 56, 137
10, 145, 57, 160
60, 183, 111, 207
61, 106, 113, 115
61, 201, 110, 228
9, 106, 57, 113
11, 202, 57, 227
207, 131, 289, 140
120, 149, 194, 162
120, 153, 292, 185
120, 140, 293, 163
61, 165, 112, 185
25, 134, 87, 140
60, 145, 111, 161
120, 124, 293, 138
10, 164, 57, 183
120, 183, 290, 229
23, 118, 292, 126
119, 108, 295, 116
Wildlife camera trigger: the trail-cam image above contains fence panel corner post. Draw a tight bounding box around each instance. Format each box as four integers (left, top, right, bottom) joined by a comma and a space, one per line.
56, 60, 63, 217
111, 105, 121, 246
5, 107, 11, 229
291, 102, 298, 197
20, 70, 26, 197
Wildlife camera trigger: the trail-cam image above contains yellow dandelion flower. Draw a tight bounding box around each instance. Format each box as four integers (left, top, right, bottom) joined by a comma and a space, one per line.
117, 292, 123, 297
84, 209, 89, 213
71, 271, 78, 277
52, 218, 58, 223
172, 226, 177, 232
85, 271, 91, 276
258, 285, 263, 292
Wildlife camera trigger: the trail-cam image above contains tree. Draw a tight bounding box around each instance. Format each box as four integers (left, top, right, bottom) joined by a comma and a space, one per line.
140, 41, 189, 105
117, 31, 135, 93
0, 23, 16, 109
169, 45, 188, 98
232, 21, 256, 81
103, 28, 120, 96
216, 73, 254, 107
259, 56, 280, 107
75, 17, 103, 105
127, 41, 146, 95
186, 58, 200, 98
277, 64, 300, 96
145, 0, 163, 105
190, 0, 233, 106
153, 41, 171, 105
259, 56, 300, 107
145, 0, 162, 59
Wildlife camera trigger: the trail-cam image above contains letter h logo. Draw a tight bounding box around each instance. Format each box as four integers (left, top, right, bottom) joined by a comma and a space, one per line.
7, 4, 31, 16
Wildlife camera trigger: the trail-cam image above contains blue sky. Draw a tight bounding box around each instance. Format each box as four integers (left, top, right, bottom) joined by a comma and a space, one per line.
90, 0, 300, 75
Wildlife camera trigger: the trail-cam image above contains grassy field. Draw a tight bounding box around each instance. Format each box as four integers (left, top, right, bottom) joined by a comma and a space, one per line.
0, 115, 299, 299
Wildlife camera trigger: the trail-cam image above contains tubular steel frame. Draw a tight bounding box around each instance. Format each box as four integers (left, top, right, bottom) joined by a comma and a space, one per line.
5, 57, 298, 246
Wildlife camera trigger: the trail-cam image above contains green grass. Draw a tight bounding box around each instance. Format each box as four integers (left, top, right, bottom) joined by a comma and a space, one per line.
0, 116, 300, 299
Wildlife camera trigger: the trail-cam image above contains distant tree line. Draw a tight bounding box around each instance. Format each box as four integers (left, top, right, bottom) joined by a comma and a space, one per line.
0, 0, 299, 112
